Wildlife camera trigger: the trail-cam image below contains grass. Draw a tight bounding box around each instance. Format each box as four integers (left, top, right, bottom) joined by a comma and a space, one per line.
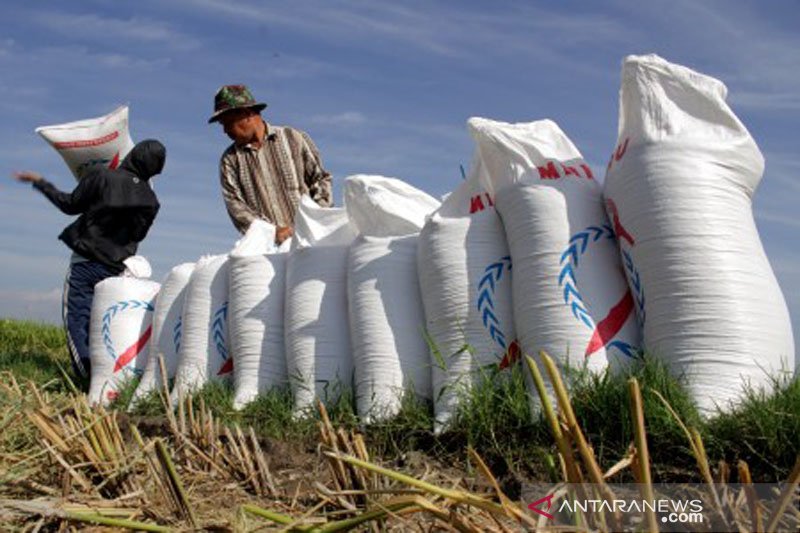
2, 318, 798, 486
568, 356, 705, 480
706, 372, 800, 481
0, 318, 75, 390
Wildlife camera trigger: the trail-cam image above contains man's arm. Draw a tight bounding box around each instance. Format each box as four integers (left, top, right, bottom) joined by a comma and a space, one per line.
299, 131, 333, 207
219, 153, 261, 234
14, 170, 99, 215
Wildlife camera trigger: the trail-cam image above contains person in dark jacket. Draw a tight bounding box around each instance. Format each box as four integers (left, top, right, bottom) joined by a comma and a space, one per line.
13, 139, 166, 385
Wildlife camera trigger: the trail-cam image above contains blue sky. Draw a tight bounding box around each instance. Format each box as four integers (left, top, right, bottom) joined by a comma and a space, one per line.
1, 0, 798, 361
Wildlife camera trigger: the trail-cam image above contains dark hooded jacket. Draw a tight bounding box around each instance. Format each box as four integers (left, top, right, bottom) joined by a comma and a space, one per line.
34, 139, 166, 272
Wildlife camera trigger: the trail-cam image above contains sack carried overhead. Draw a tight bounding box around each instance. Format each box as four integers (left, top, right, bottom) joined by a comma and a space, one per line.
469, 117, 640, 390
603, 54, 794, 413
345, 175, 440, 423
170, 255, 231, 402
36, 106, 135, 180
285, 197, 356, 415
418, 156, 516, 433
228, 221, 289, 410
131, 262, 194, 405
88, 277, 160, 406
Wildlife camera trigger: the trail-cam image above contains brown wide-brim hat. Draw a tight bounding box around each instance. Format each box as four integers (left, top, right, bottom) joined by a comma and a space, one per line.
208, 84, 267, 123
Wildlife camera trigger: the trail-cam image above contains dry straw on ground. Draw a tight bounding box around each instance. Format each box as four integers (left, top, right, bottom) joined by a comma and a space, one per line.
1, 352, 798, 531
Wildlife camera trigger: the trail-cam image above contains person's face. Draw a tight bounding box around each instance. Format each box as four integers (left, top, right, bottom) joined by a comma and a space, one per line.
219, 109, 259, 145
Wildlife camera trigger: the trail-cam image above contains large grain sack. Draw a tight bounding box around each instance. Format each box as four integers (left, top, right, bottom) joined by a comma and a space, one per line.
131, 262, 195, 405
36, 106, 135, 180
229, 221, 289, 409
469, 117, 640, 400
88, 277, 160, 406
418, 157, 516, 432
603, 54, 794, 413
285, 197, 356, 416
345, 175, 440, 423
170, 255, 231, 402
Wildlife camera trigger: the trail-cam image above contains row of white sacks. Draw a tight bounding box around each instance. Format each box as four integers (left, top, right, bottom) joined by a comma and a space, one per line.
87, 55, 794, 424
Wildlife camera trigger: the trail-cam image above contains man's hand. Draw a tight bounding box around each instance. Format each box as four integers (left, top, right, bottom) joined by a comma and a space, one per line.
276, 226, 294, 245
13, 171, 44, 184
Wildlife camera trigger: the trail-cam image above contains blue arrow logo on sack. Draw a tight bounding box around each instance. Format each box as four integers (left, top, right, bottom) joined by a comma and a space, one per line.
172, 316, 183, 354
212, 301, 232, 375
101, 299, 156, 375
570, 232, 590, 254
559, 225, 617, 331
477, 289, 493, 311
558, 263, 577, 286
622, 249, 646, 326
560, 245, 580, 269
476, 256, 516, 365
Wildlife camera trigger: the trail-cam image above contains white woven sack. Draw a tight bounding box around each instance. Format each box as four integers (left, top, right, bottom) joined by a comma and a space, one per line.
418, 157, 517, 433
36, 106, 135, 180
170, 255, 231, 402
131, 262, 194, 405
345, 175, 440, 423
285, 197, 356, 415
603, 54, 794, 413
229, 221, 289, 409
88, 277, 160, 406
344, 174, 441, 237
469, 117, 640, 393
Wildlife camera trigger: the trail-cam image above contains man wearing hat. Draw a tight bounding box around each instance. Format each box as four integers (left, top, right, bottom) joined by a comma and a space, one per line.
209, 84, 332, 243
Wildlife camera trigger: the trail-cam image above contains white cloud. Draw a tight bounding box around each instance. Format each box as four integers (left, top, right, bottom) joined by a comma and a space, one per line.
1, 43, 170, 74
1, 287, 62, 303
0, 288, 63, 325
0, 250, 70, 281
0, 38, 15, 56
755, 212, 800, 231
310, 111, 368, 127
621, 1, 800, 111
32, 11, 200, 50
730, 92, 800, 112
763, 154, 800, 193
170, 0, 635, 70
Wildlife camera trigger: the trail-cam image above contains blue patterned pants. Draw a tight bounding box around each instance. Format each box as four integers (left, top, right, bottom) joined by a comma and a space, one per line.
62, 261, 118, 383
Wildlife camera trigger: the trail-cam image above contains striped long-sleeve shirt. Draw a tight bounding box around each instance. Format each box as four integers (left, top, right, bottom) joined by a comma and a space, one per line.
219, 122, 332, 233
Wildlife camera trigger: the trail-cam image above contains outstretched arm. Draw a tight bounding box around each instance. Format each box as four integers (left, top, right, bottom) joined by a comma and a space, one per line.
13, 171, 99, 215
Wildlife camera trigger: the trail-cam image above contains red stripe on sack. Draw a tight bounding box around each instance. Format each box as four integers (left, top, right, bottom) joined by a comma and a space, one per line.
585, 291, 634, 357
217, 357, 233, 376
113, 325, 152, 373
109, 152, 120, 169
53, 131, 119, 149
498, 339, 521, 370
606, 199, 635, 247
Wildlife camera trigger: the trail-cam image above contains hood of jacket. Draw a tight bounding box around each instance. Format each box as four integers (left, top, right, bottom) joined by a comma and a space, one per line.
119, 139, 166, 180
